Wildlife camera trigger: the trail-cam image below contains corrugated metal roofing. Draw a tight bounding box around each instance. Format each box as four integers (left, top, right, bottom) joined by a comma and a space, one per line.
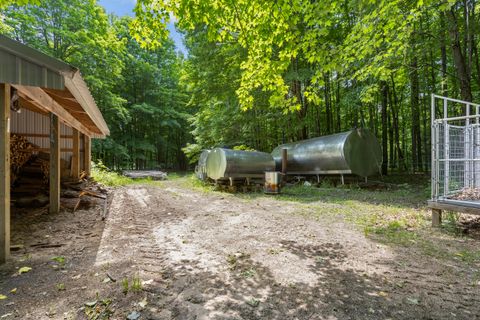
0, 35, 74, 89
0, 35, 109, 138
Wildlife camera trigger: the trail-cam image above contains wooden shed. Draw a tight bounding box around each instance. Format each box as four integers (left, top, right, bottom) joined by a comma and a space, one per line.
0, 35, 109, 262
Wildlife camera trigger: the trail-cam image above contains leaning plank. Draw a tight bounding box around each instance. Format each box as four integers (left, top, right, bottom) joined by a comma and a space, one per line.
0, 84, 10, 263
83, 190, 106, 200
49, 113, 60, 214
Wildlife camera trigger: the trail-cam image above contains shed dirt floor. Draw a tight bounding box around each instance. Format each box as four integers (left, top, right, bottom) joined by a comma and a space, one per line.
0, 181, 480, 319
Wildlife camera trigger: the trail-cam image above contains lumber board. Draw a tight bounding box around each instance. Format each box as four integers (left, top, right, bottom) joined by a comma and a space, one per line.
12, 85, 96, 137
0, 84, 10, 263
84, 134, 91, 176
427, 200, 480, 215
71, 128, 80, 179
64, 72, 109, 136
13, 132, 74, 139
49, 113, 60, 214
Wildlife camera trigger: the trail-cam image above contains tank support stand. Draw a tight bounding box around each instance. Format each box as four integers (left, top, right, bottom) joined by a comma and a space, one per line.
431, 209, 442, 227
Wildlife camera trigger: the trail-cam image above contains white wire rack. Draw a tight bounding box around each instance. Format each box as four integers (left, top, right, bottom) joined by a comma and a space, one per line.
431, 94, 480, 206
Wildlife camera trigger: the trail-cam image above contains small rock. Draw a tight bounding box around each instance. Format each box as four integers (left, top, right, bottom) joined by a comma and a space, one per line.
127, 311, 141, 320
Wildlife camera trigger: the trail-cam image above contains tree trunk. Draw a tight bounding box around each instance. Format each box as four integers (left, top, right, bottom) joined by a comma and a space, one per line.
410, 55, 421, 172
448, 8, 473, 102
380, 81, 388, 175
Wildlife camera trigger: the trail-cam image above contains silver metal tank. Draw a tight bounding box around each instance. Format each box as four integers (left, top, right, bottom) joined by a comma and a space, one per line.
195, 149, 210, 180
271, 129, 382, 177
206, 148, 275, 180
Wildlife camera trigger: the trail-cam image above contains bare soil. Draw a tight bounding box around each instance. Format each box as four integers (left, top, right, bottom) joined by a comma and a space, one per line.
0, 181, 479, 319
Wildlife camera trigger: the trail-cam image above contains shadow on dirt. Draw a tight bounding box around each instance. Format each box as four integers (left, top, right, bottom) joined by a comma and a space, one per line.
99, 240, 470, 320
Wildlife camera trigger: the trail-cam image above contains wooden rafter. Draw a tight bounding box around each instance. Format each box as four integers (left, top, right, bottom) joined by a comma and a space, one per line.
13, 85, 98, 137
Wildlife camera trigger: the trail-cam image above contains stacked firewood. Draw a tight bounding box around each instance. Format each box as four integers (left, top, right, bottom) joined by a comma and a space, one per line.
10, 134, 35, 184
39, 158, 50, 185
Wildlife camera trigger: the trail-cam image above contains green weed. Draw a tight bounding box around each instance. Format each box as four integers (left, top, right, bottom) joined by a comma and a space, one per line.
84, 293, 113, 320
121, 278, 129, 294
121, 274, 142, 294
241, 268, 256, 278
91, 162, 164, 187
131, 274, 142, 292
454, 250, 480, 264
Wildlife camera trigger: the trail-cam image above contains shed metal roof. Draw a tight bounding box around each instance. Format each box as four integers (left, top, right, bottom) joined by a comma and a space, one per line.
0, 35, 109, 138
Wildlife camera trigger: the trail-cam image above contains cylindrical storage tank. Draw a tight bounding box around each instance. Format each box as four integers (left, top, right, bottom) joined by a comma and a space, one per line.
271, 129, 382, 177
195, 149, 210, 180
206, 148, 275, 180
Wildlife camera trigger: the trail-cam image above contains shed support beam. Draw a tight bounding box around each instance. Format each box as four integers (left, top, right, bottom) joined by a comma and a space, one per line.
71, 128, 80, 179
49, 113, 60, 214
13, 85, 96, 137
0, 84, 10, 263
84, 134, 91, 176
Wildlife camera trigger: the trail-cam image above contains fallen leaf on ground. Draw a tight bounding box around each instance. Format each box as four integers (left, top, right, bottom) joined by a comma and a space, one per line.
18, 267, 32, 274
141, 279, 153, 286
138, 298, 148, 308
0, 295, 7, 300
9, 289, 16, 294
84, 301, 97, 307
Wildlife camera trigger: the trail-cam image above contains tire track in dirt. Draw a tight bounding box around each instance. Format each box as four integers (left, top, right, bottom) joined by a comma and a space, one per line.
94, 182, 480, 319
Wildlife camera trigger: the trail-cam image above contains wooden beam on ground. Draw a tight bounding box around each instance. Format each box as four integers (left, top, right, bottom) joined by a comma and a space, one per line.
71, 128, 80, 179
427, 200, 480, 215
12, 85, 96, 137
84, 134, 91, 176
0, 84, 10, 263
49, 113, 60, 214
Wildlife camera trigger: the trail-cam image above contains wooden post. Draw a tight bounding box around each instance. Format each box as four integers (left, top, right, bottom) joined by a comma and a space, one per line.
432, 209, 442, 227
84, 134, 91, 176
281, 148, 288, 184
0, 84, 10, 263
49, 113, 60, 214
71, 128, 80, 179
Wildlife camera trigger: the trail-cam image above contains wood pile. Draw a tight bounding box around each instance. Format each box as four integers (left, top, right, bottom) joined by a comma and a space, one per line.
123, 170, 167, 180
10, 134, 36, 184
61, 180, 108, 213
37, 152, 50, 184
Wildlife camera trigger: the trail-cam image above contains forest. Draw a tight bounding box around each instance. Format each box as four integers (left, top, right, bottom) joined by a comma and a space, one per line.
1, 0, 479, 175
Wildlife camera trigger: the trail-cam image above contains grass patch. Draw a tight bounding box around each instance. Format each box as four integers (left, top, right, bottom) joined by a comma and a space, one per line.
174, 174, 216, 193
91, 166, 133, 186
91, 163, 164, 187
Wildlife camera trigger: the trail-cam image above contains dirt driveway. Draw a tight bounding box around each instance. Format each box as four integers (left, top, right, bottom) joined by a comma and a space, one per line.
0, 181, 479, 319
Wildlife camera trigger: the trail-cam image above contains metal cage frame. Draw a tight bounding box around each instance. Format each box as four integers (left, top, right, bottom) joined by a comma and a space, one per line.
431, 94, 480, 208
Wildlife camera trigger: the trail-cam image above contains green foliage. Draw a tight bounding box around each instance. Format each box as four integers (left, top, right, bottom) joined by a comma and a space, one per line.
91, 163, 133, 187
131, 0, 476, 175
232, 145, 255, 151
84, 293, 113, 320
182, 143, 202, 164
121, 274, 142, 294
6, 0, 480, 176
1, 0, 191, 171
